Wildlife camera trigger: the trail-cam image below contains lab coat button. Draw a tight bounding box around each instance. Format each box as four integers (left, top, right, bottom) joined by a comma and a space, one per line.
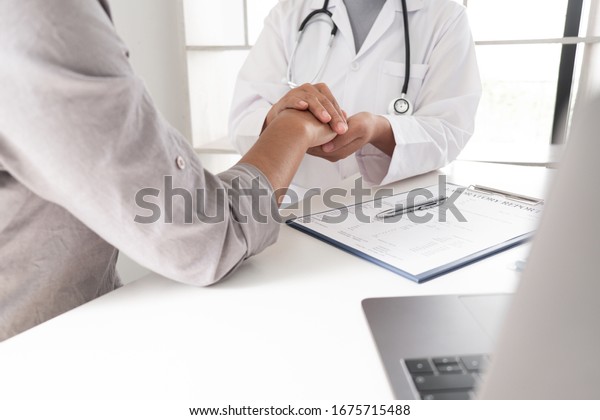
176, 156, 186, 170
350, 61, 360, 71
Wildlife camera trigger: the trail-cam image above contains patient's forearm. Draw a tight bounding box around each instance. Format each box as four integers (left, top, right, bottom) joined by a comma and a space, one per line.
240, 110, 336, 203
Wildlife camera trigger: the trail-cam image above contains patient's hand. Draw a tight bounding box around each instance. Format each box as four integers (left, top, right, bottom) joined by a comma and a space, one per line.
240, 109, 338, 202
272, 108, 337, 150
307, 112, 395, 161
264, 83, 348, 135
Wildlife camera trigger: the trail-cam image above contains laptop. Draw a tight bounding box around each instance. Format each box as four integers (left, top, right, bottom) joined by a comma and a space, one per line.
362, 95, 600, 400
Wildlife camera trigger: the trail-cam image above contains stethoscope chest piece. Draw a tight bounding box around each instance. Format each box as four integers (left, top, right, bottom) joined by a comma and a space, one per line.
388, 94, 413, 116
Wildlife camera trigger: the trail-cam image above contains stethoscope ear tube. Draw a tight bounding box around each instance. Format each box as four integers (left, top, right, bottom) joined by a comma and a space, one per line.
287, 29, 336, 89
287, 3, 337, 89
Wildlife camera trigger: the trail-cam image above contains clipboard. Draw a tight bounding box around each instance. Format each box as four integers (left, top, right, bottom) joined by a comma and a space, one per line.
286, 183, 544, 283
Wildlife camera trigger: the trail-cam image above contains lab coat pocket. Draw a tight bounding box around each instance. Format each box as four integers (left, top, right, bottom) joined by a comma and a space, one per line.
376, 61, 429, 114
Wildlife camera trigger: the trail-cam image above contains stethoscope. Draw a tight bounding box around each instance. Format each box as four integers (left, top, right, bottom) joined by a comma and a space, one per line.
286, 0, 413, 116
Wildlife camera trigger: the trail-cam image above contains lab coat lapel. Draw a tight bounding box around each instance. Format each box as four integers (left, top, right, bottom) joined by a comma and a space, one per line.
98, 0, 112, 21
328, 0, 356, 56
355, 0, 424, 60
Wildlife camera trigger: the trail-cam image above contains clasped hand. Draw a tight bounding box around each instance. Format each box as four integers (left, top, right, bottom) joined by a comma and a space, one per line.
264, 83, 393, 161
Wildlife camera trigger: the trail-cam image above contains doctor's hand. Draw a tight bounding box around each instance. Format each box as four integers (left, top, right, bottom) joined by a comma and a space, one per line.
275, 108, 338, 149
264, 83, 348, 136
307, 112, 396, 162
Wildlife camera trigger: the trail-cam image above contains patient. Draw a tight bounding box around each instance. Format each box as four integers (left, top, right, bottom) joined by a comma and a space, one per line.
0, 0, 334, 341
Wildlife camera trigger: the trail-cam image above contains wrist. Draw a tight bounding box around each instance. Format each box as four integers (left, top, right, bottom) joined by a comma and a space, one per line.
262, 106, 277, 133
269, 109, 318, 150
369, 115, 395, 155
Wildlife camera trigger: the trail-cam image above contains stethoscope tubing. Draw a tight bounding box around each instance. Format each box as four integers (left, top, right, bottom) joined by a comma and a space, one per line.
400, 0, 410, 96
286, 0, 413, 115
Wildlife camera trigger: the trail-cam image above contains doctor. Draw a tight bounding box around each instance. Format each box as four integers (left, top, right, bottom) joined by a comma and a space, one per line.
229, 0, 481, 192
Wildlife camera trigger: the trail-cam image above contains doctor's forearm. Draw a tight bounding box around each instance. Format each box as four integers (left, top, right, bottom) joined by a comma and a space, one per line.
369, 115, 395, 156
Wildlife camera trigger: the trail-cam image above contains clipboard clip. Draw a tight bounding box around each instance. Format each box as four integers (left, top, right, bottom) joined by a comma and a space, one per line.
375, 196, 447, 220
468, 184, 544, 206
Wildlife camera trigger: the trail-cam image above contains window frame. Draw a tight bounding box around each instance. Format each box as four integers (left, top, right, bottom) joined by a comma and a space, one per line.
183, 0, 600, 145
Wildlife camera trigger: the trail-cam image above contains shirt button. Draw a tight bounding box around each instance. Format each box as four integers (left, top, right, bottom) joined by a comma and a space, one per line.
350, 61, 360, 71
176, 156, 186, 170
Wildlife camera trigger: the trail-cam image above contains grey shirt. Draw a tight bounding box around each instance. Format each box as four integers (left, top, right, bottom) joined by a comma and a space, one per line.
343, 0, 386, 52
0, 0, 280, 341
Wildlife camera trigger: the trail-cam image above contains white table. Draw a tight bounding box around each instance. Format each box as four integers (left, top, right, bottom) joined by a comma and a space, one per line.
457, 141, 564, 168
0, 162, 553, 400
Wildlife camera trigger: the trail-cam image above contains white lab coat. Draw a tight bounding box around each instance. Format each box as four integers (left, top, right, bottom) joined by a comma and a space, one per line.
229, 0, 481, 190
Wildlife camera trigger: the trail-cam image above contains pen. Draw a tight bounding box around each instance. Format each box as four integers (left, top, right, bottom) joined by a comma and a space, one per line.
375, 196, 447, 220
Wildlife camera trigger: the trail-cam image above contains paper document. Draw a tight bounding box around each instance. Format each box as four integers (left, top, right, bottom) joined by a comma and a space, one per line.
288, 184, 544, 282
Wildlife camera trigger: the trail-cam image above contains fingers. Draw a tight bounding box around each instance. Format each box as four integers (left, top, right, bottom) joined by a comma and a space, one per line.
321, 141, 336, 153
264, 97, 309, 129
321, 133, 356, 153
306, 127, 360, 162
307, 138, 360, 163
289, 83, 347, 134
306, 99, 347, 135
306, 113, 380, 162
269, 109, 337, 154
296, 100, 309, 110
321, 119, 361, 152
276, 97, 310, 114
306, 145, 325, 157
267, 83, 348, 134
312, 83, 347, 135
302, 96, 333, 124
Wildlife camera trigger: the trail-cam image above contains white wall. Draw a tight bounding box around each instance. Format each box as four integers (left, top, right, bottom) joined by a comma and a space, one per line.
108, 0, 192, 283
577, 0, 600, 105
110, 0, 192, 140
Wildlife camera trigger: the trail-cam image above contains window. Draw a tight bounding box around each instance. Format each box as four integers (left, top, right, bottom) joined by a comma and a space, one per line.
466, 0, 594, 144
183, 0, 599, 148
183, 0, 278, 147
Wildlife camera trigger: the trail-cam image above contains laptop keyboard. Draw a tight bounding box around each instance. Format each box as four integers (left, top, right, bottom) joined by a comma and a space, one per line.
403, 354, 490, 400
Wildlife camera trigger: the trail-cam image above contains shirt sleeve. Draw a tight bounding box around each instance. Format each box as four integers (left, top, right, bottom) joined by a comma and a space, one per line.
0, 0, 280, 286
356, 7, 482, 185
